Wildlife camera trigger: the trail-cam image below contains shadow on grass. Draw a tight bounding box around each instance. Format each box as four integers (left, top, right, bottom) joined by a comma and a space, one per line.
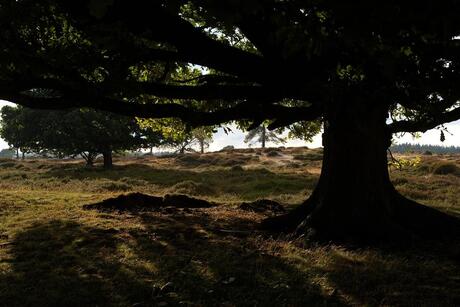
2, 213, 458, 306
0, 217, 339, 306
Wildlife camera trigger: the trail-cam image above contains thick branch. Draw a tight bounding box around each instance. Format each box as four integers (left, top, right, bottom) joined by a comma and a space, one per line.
0, 90, 322, 128
389, 107, 460, 133
63, 1, 271, 82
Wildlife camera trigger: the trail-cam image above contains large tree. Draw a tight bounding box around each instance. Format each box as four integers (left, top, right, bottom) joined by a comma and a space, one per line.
1, 1, 460, 242
0, 106, 153, 168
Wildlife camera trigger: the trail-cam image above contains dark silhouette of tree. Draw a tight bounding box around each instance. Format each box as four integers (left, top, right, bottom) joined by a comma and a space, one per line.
1, 1, 460, 242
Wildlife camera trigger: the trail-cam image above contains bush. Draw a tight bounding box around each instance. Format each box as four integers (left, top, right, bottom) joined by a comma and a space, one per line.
99, 181, 132, 191
266, 151, 281, 157
230, 165, 244, 172
293, 152, 323, 161
170, 180, 215, 195
432, 162, 460, 176
220, 145, 235, 151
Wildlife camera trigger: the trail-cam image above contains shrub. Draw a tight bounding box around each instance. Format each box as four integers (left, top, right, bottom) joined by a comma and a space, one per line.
293, 152, 323, 161
220, 145, 235, 151
266, 151, 280, 157
99, 181, 132, 191
431, 162, 460, 176
170, 180, 215, 195
230, 165, 244, 172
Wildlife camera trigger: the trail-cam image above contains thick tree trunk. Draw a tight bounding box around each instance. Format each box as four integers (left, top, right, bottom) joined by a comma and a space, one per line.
262, 100, 460, 243
200, 140, 204, 154
102, 151, 113, 169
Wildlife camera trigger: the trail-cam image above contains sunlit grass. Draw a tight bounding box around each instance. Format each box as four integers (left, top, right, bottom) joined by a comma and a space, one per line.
0, 149, 459, 306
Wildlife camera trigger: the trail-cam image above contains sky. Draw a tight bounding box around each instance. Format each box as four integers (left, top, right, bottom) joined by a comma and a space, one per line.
1, 100, 459, 151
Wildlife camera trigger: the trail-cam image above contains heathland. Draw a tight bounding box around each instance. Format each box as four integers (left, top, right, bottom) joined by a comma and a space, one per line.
0, 147, 459, 306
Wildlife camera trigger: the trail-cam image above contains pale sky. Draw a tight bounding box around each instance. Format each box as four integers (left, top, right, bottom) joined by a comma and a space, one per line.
1, 100, 459, 151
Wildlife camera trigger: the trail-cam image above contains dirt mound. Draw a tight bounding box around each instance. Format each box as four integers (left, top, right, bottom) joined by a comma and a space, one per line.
84, 192, 215, 211
239, 199, 286, 213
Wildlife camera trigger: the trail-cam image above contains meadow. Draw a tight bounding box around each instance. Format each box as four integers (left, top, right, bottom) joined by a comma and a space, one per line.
0, 147, 459, 306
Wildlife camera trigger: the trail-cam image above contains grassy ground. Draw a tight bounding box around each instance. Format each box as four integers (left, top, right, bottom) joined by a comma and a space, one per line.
0, 147, 459, 306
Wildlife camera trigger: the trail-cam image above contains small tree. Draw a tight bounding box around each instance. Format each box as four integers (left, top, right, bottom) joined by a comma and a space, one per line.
244, 124, 286, 148
138, 118, 214, 154
192, 127, 213, 153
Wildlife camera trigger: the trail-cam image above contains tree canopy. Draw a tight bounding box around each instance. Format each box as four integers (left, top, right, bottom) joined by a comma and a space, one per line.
0, 1, 459, 132
0, 106, 160, 167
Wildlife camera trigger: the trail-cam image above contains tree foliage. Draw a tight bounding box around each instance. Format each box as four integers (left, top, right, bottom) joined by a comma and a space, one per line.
244, 124, 285, 148
0, 106, 159, 167
0, 1, 459, 133
138, 118, 214, 153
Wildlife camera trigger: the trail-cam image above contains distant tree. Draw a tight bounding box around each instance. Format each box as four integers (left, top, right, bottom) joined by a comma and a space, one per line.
0, 148, 15, 159
0, 106, 154, 168
139, 118, 214, 154
244, 124, 286, 148
390, 143, 460, 154
0, 106, 32, 158
192, 127, 213, 153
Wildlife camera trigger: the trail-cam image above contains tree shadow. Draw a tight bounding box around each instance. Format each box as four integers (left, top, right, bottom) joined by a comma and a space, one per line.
0, 220, 155, 306
0, 217, 342, 306
3, 211, 458, 306
310, 246, 460, 306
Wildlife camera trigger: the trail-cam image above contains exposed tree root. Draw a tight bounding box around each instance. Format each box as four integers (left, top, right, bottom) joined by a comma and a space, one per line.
261, 192, 460, 245
239, 199, 286, 214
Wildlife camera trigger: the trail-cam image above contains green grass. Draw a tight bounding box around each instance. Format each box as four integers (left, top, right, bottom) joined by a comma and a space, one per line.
0, 149, 459, 306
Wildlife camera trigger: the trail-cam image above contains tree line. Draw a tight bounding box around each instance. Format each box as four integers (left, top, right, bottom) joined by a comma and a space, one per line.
0, 106, 299, 167
390, 143, 460, 154
0, 106, 216, 168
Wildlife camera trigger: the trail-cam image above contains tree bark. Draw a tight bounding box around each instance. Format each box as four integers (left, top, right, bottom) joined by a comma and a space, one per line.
200, 139, 204, 154
103, 150, 113, 169
262, 100, 460, 243
261, 126, 266, 148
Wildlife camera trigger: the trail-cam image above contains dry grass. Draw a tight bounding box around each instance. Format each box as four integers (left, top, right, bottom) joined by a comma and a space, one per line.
0, 149, 459, 306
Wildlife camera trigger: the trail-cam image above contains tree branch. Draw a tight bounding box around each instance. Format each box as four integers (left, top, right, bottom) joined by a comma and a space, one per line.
389, 107, 460, 133
0, 89, 322, 128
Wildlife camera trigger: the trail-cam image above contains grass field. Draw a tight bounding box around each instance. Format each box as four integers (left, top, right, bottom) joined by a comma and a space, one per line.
0, 147, 459, 306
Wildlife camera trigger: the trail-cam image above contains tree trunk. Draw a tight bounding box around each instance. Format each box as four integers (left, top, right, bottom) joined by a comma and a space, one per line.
200, 140, 204, 154
262, 100, 460, 243
16, 148, 19, 159
261, 126, 266, 149
21, 151, 25, 160
103, 151, 113, 169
